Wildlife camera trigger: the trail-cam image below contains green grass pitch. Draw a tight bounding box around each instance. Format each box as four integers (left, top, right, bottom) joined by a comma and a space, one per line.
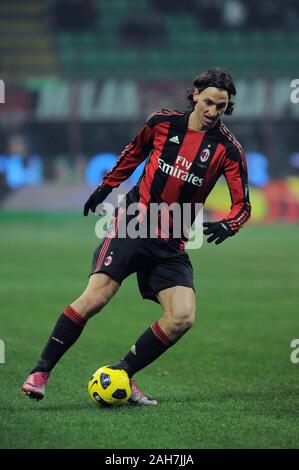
0, 212, 298, 449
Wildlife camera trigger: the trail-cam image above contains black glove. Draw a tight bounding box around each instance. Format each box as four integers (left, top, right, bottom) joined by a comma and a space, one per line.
203, 220, 235, 245
83, 185, 112, 216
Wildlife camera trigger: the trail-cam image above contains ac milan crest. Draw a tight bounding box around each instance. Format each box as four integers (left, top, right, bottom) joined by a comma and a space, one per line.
200, 148, 210, 162
104, 255, 112, 266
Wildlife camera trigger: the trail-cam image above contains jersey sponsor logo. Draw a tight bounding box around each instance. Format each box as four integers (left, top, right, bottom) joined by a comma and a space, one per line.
169, 135, 180, 144
200, 148, 210, 162
157, 155, 204, 187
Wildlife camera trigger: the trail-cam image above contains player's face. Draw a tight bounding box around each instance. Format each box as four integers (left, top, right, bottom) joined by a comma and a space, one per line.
192, 87, 229, 130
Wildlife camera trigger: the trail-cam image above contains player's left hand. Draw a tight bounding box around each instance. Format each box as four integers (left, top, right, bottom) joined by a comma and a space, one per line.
203, 220, 235, 245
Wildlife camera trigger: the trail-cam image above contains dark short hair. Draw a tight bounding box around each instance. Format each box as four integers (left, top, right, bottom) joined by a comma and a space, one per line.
186, 67, 236, 115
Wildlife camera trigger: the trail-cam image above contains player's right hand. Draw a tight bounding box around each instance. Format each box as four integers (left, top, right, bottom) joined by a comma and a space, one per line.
83, 185, 112, 216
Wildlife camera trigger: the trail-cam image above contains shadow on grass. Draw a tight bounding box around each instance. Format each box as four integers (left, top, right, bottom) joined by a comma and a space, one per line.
10, 401, 157, 413
14, 389, 299, 414
6, 403, 90, 412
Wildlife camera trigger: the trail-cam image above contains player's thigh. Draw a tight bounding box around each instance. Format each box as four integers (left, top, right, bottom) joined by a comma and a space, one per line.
87, 272, 120, 298
157, 285, 196, 323
82, 272, 120, 304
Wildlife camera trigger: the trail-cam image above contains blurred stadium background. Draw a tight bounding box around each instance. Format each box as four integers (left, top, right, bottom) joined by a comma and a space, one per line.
0, 0, 299, 220
1, 0, 299, 450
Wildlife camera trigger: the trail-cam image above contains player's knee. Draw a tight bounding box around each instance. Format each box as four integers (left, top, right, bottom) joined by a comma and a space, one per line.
89, 291, 111, 313
167, 304, 196, 335
170, 317, 194, 335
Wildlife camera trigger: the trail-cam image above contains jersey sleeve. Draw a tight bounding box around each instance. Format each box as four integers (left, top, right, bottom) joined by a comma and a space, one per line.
223, 146, 251, 232
99, 123, 154, 189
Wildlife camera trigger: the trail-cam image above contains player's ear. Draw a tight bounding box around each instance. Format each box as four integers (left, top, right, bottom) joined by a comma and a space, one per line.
192, 88, 199, 103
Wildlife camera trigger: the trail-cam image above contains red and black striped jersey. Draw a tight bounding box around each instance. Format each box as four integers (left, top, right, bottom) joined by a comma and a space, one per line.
100, 108, 251, 246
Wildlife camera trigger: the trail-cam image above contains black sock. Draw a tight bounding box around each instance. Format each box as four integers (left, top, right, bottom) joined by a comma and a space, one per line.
112, 321, 173, 377
31, 306, 86, 374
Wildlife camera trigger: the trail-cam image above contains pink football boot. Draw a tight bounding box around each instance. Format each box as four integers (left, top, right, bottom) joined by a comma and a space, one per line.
21, 372, 50, 400
129, 378, 158, 405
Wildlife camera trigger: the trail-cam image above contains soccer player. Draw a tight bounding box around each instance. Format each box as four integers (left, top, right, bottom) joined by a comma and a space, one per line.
22, 68, 251, 404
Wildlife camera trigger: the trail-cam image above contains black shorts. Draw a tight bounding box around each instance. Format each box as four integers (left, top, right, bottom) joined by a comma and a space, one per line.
90, 219, 194, 304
